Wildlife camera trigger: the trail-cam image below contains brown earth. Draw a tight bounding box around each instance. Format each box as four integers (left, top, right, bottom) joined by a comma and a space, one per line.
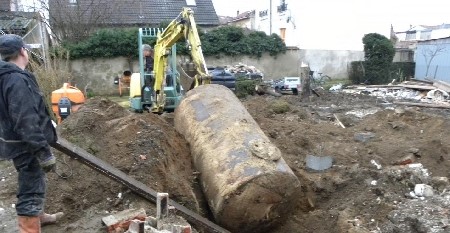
1, 91, 449, 233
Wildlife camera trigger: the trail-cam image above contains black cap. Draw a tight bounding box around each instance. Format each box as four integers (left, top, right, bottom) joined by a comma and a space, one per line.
0, 34, 31, 57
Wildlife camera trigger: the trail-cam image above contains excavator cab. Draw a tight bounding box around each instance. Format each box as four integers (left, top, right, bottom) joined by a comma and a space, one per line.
130, 8, 210, 114
129, 28, 183, 113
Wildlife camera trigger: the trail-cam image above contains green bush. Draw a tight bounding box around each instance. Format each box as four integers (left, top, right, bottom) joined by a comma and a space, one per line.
235, 78, 258, 98
362, 33, 395, 84
348, 61, 415, 84
390, 62, 415, 82
62, 28, 142, 60
270, 100, 290, 114
61, 26, 286, 59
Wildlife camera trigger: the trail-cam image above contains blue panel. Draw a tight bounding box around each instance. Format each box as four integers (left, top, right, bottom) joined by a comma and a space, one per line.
415, 41, 450, 82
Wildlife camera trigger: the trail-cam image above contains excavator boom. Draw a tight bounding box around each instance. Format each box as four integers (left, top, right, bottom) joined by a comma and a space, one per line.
152, 7, 210, 113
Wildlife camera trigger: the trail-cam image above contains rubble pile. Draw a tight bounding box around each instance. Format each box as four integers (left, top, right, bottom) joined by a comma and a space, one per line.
224, 63, 264, 78
342, 79, 450, 107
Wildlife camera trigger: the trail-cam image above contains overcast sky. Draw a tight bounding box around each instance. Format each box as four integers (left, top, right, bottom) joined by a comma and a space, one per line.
211, 0, 449, 50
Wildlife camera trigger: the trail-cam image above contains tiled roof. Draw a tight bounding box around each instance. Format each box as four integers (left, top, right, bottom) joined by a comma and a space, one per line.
228, 10, 255, 23
420, 24, 450, 30
148, 0, 219, 26
50, 0, 219, 27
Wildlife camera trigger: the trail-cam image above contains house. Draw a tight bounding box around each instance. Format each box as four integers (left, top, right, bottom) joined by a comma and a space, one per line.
392, 24, 450, 62
251, 0, 297, 47
414, 36, 450, 82
218, 0, 297, 46
48, 0, 220, 41
224, 10, 256, 30
0, 1, 49, 64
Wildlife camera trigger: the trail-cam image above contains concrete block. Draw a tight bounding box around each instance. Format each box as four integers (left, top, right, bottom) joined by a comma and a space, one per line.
156, 193, 169, 220
414, 184, 434, 197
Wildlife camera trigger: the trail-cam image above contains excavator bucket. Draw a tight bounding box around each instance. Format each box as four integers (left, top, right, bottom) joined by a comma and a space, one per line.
178, 62, 197, 91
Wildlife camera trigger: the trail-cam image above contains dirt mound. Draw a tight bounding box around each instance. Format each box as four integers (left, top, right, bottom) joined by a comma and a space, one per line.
46, 97, 205, 231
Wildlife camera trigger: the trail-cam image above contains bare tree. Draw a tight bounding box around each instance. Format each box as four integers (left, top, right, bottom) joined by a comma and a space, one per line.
421, 43, 446, 78
30, 0, 127, 43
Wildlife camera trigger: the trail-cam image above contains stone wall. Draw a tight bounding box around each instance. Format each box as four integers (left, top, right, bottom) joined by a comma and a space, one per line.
67, 49, 363, 95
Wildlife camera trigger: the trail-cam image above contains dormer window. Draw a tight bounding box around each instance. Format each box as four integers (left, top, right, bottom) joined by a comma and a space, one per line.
186, 0, 196, 6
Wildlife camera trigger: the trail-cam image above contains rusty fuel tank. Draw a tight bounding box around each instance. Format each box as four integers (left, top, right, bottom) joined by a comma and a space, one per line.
174, 84, 301, 232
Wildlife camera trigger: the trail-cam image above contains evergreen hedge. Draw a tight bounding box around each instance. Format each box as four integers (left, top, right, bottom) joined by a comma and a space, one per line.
60, 26, 286, 60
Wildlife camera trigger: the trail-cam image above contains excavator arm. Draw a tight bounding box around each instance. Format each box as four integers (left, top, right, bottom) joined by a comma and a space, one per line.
152, 7, 210, 113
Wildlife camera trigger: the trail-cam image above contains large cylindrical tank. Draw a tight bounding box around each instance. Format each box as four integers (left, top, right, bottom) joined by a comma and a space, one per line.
174, 84, 301, 233
51, 83, 85, 123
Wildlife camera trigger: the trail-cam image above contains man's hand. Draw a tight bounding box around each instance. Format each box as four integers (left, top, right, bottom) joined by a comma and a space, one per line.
40, 156, 56, 173
37, 151, 56, 173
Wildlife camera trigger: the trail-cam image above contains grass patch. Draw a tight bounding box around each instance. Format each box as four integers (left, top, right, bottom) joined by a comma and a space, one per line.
270, 100, 290, 114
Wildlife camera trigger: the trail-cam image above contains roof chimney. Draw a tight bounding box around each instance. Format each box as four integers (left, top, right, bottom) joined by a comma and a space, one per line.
237, 10, 239, 16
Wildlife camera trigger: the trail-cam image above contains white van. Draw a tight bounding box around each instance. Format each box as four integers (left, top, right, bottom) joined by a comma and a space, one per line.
273, 77, 301, 95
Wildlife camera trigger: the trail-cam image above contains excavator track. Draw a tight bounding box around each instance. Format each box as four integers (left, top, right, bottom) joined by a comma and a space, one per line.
52, 137, 230, 233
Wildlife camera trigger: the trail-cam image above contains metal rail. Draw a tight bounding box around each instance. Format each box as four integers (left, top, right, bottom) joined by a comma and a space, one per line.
52, 137, 231, 233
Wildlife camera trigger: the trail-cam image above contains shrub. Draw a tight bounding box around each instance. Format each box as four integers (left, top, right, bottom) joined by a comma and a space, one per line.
270, 100, 290, 114
62, 26, 286, 59
362, 33, 395, 84
235, 78, 258, 98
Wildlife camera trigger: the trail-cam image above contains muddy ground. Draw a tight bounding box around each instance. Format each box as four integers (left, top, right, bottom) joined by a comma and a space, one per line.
1, 89, 449, 233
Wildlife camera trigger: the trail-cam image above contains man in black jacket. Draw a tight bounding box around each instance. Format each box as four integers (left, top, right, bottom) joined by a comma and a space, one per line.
0, 34, 63, 232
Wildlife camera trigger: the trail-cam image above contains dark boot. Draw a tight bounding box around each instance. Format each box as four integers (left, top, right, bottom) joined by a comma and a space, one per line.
39, 212, 64, 226
18, 216, 40, 233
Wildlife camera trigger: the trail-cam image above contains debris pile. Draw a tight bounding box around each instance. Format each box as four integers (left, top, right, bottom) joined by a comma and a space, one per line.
102, 193, 192, 233
342, 79, 450, 108
224, 63, 264, 79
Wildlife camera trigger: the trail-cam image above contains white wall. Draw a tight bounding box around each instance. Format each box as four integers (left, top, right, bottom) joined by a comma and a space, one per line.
300, 49, 364, 78
67, 49, 363, 95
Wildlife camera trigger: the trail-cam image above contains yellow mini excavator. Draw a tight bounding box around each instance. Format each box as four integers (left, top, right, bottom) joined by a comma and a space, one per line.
129, 7, 211, 113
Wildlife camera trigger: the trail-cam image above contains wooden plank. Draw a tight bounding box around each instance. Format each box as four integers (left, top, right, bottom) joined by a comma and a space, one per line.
410, 78, 434, 84
394, 102, 450, 109
397, 84, 436, 90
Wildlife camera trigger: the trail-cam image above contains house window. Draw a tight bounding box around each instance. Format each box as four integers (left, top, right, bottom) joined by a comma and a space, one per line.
277, 0, 287, 13
420, 30, 431, 40
405, 31, 416, 40
69, 0, 77, 5
259, 10, 268, 17
186, 0, 196, 6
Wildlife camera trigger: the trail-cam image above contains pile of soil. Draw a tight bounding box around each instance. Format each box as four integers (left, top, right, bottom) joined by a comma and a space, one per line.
1, 91, 449, 233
